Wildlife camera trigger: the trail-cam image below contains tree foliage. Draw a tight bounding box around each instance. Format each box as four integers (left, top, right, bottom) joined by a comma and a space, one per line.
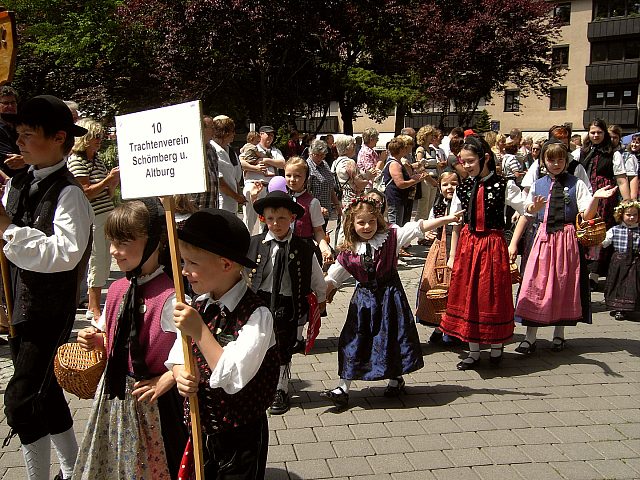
6, 0, 563, 131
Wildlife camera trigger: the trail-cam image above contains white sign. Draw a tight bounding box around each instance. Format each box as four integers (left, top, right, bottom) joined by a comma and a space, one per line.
116, 101, 207, 199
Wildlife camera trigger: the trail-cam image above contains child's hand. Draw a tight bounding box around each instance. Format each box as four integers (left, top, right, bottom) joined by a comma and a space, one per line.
448, 210, 465, 223
508, 243, 519, 263
424, 231, 437, 241
593, 185, 618, 199
132, 371, 175, 403
527, 195, 547, 214
249, 181, 264, 202
321, 246, 333, 265
77, 326, 104, 352
173, 302, 204, 341
172, 365, 200, 398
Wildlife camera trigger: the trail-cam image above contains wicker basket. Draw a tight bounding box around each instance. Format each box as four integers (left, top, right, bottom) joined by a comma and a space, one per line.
54, 342, 105, 399
510, 262, 522, 284
575, 213, 606, 247
426, 266, 451, 316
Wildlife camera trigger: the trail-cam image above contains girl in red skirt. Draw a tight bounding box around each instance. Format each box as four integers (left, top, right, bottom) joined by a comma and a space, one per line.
440, 136, 526, 370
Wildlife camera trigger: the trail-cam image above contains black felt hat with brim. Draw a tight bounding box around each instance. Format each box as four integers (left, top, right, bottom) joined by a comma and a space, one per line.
178, 208, 257, 269
15, 95, 87, 137
253, 190, 305, 218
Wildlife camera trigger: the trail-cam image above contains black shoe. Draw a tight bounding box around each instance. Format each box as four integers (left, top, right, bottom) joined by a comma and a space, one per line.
489, 347, 504, 367
268, 389, 290, 415
551, 337, 567, 352
320, 387, 349, 408
614, 311, 626, 321
589, 279, 598, 292
292, 339, 306, 354
456, 356, 481, 371
53, 472, 69, 480
428, 330, 443, 344
383, 377, 406, 397
515, 340, 537, 355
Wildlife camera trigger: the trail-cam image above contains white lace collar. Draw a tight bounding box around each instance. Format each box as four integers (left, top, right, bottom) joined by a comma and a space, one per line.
354, 228, 392, 254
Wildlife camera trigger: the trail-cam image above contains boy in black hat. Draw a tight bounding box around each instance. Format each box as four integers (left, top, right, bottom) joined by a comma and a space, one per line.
168, 208, 279, 479
0, 95, 94, 480
247, 190, 326, 414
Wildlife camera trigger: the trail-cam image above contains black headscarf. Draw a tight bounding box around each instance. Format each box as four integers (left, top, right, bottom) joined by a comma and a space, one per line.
105, 197, 165, 400
540, 139, 571, 234
463, 136, 495, 232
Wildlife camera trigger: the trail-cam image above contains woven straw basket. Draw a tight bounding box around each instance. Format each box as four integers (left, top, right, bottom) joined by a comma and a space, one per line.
54, 343, 105, 399
426, 266, 451, 316
575, 214, 606, 247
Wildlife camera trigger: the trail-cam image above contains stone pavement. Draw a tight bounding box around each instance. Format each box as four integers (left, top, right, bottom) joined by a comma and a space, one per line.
0, 245, 639, 479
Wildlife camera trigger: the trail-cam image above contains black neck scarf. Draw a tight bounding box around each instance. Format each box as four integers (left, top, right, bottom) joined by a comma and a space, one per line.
105, 198, 164, 400
270, 240, 288, 313
546, 173, 569, 234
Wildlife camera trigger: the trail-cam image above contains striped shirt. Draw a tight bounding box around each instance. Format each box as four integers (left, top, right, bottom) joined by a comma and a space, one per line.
67, 153, 114, 215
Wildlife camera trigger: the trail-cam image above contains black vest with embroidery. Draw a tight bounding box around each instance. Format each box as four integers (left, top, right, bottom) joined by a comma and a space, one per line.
5, 166, 90, 325
456, 174, 508, 231
247, 234, 314, 321
187, 288, 279, 435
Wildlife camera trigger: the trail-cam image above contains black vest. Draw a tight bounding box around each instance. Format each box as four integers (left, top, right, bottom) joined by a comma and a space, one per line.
247, 233, 314, 321
456, 174, 508, 231
188, 289, 279, 434
5, 166, 90, 326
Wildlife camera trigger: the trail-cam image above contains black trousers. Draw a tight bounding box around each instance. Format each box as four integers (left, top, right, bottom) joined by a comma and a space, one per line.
257, 291, 295, 365
203, 414, 269, 480
5, 319, 74, 445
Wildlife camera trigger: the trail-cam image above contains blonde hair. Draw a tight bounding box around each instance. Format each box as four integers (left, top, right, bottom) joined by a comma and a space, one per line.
338, 201, 387, 253
416, 125, 437, 147
71, 118, 104, 154
614, 199, 640, 223
335, 134, 355, 155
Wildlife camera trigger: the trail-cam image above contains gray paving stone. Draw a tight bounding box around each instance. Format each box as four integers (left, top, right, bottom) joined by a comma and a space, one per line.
513, 427, 561, 445
545, 426, 593, 444
405, 450, 453, 470
488, 414, 530, 430
285, 459, 332, 479
390, 470, 437, 480
350, 423, 392, 439
477, 429, 524, 447
480, 445, 531, 464
327, 456, 374, 477
276, 427, 317, 445
549, 460, 605, 479
404, 434, 452, 452
366, 453, 413, 475
441, 432, 487, 449
369, 437, 413, 455
331, 439, 376, 458
579, 424, 626, 441
472, 464, 526, 480
442, 447, 492, 468
512, 462, 564, 479
589, 440, 639, 460
553, 442, 604, 461
293, 441, 337, 461
419, 418, 463, 434
267, 444, 297, 463
616, 423, 640, 439
588, 459, 640, 479
384, 420, 426, 437
432, 467, 481, 480
519, 444, 568, 462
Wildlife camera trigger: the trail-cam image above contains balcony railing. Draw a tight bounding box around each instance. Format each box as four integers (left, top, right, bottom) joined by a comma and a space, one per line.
583, 106, 638, 128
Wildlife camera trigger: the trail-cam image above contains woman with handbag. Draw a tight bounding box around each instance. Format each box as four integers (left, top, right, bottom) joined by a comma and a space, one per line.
508, 140, 617, 354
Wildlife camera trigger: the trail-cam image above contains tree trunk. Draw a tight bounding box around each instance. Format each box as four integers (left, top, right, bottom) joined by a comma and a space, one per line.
339, 96, 354, 135
395, 101, 407, 136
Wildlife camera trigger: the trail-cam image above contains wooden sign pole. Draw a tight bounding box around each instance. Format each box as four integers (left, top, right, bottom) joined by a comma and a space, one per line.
161, 196, 205, 480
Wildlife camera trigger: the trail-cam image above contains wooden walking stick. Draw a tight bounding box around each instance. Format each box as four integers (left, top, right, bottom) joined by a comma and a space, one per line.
162, 196, 205, 480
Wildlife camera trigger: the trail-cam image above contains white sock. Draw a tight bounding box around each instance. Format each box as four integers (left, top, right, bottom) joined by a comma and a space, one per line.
525, 327, 538, 344
490, 343, 503, 357
51, 427, 78, 479
387, 376, 403, 387
277, 364, 290, 393
463, 342, 481, 363
333, 378, 351, 394
553, 326, 565, 342
296, 325, 304, 341
21, 435, 51, 480
589, 273, 599, 282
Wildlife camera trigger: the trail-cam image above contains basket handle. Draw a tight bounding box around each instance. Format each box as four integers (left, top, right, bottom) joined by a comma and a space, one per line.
434, 265, 451, 284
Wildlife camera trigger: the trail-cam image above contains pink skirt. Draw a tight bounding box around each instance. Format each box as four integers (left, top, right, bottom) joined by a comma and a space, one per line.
515, 223, 582, 325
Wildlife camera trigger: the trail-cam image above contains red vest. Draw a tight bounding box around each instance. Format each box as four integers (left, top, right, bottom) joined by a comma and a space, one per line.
293, 191, 314, 239
105, 273, 176, 376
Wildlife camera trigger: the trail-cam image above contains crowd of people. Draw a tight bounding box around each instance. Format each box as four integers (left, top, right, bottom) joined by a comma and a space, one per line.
0, 89, 638, 480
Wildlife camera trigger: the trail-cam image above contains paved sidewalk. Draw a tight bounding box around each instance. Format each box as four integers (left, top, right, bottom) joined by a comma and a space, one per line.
1, 245, 639, 479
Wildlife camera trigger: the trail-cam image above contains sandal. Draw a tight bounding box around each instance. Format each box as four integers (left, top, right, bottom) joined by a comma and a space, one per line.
515, 340, 537, 355
551, 337, 566, 352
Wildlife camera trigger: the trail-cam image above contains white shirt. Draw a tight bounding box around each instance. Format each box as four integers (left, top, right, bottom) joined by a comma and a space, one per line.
623, 152, 638, 177
244, 145, 284, 182
212, 140, 243, 212
258, 229, 326, 302
165, 279, 276, 394
439, 136, 451, 157
2, 160, 94, 273
93, 267, 180, 336
450, 177, 526, 216
521, 160, 592, 194
325, 222, 424, 288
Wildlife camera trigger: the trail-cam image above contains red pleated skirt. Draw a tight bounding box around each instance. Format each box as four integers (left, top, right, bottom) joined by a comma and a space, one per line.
440, 226, 515, 344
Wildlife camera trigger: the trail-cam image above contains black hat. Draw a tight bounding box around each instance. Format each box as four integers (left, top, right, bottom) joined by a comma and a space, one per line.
16, 95, 87, 137
259, 125, 275, 133
253, 190, 305, 218
177, 209, 256, 268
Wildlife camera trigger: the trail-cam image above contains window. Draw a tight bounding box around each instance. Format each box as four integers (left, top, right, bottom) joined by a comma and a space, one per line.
550, 87, 568, 110
591, 40, 640, 62
554, 2, 571, 24
552, 46, 570, 66
504, 89, 520, 112
589, 85, 639, 107
593, 0, 640, 18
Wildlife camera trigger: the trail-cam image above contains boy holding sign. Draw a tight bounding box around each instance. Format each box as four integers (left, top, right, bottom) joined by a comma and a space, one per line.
168, 208, 279, 479
0, 95, 93, 480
